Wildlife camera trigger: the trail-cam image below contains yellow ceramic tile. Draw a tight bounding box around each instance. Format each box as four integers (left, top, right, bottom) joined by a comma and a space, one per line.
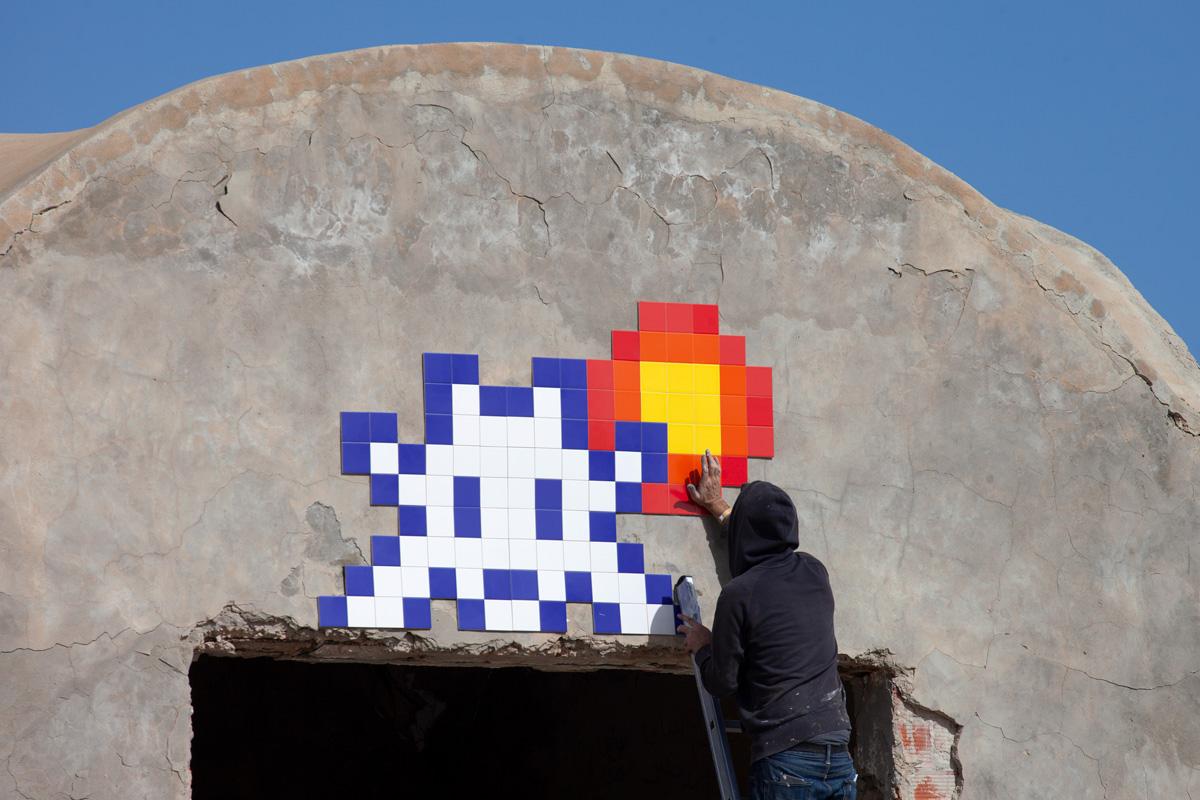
641, 392, 668, 421
668, 423, 695, 454
667, 393, 696, 423
640, 361, 668, 393
695, 425, 722, 455
694, 363, 720, 394
667, 363, 694, 393
695, 394, 721, 424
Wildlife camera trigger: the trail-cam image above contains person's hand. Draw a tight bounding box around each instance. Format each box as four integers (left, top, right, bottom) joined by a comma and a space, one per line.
687, 450, 731, 519
676, 614, 713, 654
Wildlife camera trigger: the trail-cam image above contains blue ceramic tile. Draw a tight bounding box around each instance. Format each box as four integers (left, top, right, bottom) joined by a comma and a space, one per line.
539, 601, 568, 633
341, 442, 371, 475
561, 389, 588, 420
641, 453, 668, 483
451, 354, 479, 384
592, 602, 621, 634
369, 412, 398, 443
617, 542, 645, 574
535, 509, 563, 540
506, 386, 534, 417
615, 421, 642, 451
453, 507, 481, 537
562, 419, 588, 449
454, 476, 481, 507
403, 597, 432, 629
425, 383, 453, 414
423, 352, 454, 384
479, 385, 508, 416
429, 567, 457, 599
532, 357, 561, 388
615, 482, 642, 513
341, 412, 371, 443
398, 505, 427, 536
645, 573, 673, 605
344, 565, 375, 596
425, 413, 453, 444
457, 599, 486, 630
510, 569, 539, 600
642, 422, 668, 453
589, 511, 617, 542
398, 444, 426, 474
589, 450, 615, 481
317, 595, 348, 627
560, 359, 587, 389
483, 569, 511, 600
371, 535, 401, 566
370, 474, 399, 506
534, 479, 562, 510
565, 571, 592, 603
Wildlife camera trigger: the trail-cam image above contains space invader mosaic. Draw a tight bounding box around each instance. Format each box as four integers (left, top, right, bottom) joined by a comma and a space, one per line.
318, 301, 775, 635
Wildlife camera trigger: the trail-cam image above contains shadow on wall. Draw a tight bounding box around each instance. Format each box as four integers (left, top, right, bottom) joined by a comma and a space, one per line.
189, 656, 912, 798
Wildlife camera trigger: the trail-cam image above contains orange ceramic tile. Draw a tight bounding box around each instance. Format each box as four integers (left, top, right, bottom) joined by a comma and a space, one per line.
667, 454, 697, 485
639, 332, 668, 362
747, 426, 774, 458
665, 303, 694, 332
639, 302, 667, 332
587, 359, 614, 389
588, 389, 615, 420
720, 456, 748, 487
612, 360, 641, 393
719, 335, 746, 365
720, 365, 747, 396
612, 330, 640, 360
614, 390, 641, 421
746, 366, 772, 397
693, 304, 720, 334
666, 332, 694, 362
693, 334, 720, 364
722, 425, 748, 457
747, 396, 773, 426
641, 483, 671, 514
720, 395, 747, 425
589, 420, 615, 450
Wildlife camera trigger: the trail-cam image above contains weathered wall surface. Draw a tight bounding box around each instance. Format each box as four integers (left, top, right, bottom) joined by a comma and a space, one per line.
2, 44, 1198, 798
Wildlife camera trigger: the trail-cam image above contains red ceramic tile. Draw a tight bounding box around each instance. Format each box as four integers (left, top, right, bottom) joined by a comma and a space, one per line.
747, 426, 774, 458
588, 420, 615, 450
640, 332, 668, 362
720, 365, 747, 397
665, 303, 694, 332
614, 390, 641, 421
747, 396, 773, 427
587, 359, 614, 389
719, 335, 746, 365
588, 389, 615, 420
693, 304, 720, 334
666, 332, 694, 362
693, 334, 720, 364
639, 302, 667, 332
612, 330, 640, 361
668, 485, 704, 515
746, 366, 772, 397
720, 455, 748, 487
613, 360, 640, 393
641, 483, 671, 514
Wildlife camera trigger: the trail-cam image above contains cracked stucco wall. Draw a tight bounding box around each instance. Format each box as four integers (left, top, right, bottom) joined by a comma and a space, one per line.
1, 43, 1198, 799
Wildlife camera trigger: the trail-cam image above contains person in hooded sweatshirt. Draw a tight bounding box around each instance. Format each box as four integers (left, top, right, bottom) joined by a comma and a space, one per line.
678, 451, 856, 799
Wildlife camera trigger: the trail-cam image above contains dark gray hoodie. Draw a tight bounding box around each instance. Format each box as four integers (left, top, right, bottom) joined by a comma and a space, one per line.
694, 481, 851, 761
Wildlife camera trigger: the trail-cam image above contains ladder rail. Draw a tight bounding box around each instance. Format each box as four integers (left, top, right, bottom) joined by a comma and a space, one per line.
675, 576, 742, 800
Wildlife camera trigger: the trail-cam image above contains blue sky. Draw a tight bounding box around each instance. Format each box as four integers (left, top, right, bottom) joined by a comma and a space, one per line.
4, 1, 1196, 356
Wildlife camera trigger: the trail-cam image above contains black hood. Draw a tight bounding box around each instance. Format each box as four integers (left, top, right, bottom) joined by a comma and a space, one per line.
727, 481, 800, 576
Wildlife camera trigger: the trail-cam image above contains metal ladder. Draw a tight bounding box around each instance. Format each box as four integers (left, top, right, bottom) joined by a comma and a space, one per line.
675, 576, 741, 800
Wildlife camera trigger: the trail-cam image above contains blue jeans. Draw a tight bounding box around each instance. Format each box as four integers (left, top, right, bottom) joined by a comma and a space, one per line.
750, 747, 857, 800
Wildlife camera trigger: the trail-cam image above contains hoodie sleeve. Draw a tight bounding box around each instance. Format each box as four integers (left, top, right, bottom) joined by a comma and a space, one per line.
694, 587, 745, 697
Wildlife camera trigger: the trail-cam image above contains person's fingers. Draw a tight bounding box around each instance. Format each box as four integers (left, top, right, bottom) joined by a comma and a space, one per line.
686, 483, 700, 501
700, 453, 708, 478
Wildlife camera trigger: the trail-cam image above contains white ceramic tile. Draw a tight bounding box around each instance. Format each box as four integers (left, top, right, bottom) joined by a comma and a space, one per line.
591, 572, 620, 603
401, 566, 430, 597
648, 603, 677, 636
426, 475, 455, 506
399, 537, 429, 568
452, 383, 480, 415
425, 444, 454, 475
427, 537, 456, 568
536, 540, 565, 571
533, 387, 562, 418
373, 566, 404, 597
590, 541, 618, 572
620, 603, 650, 635
507, 447, 535, 478
562, 510, 590, 541
457, 567, 484, 599
538, 570, 567, 602
426, 506, 455, 536
615, 451, 642, 483
484, 599, 513, 630
369, 442, 399, 474
507, 417, 536, 448
479, 416, 508, 447
480, 446, 508, 476
454, 538, 483, 569
374, 597, 406, 628
563, 541, 590, 571
452, 414, 480, 445
534, 448, 562, 479
481, 539, 509, 568
346, 596, 376, 627
480, 477, 508, 508
508, 508, 536, 539
510, 539, 538, 570
512, 599, 541, 631
453, 445, 481, 476
562, 450, 590, 480
589, 480, 616, 512
507, 477, 535, 509
534, 417, 561, 448
480, 508, 509, 538
562, 479, 589, 511
618, 572, 645, 603
397, 475, 426, 505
